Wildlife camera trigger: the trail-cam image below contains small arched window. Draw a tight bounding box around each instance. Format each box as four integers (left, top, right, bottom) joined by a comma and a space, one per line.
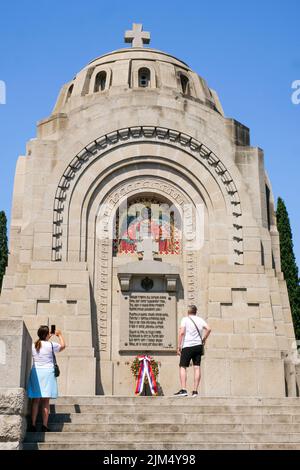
138, 68, 150, 88
94, 71, 107, 92
66, 84, 74, 102
180, 74, 190, 95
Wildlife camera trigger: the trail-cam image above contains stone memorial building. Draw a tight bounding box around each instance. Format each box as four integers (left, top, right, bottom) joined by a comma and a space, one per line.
0, 24, 297, 397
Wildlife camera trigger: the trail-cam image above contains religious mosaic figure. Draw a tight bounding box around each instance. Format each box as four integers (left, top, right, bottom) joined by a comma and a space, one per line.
113, 199, 180, 256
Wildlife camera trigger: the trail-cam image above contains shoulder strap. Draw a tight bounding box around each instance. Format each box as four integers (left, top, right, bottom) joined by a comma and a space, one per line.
51, 342, 58, 366
188, 316, 203, 343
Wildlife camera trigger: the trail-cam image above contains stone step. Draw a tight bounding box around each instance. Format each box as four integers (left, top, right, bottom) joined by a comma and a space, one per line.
48, 404, 300, 415
25, 397, 300, 450
37, 412, 300, 425
23, 431, 300, 444
53, 396, 300, 405
22, 442, 300, 450
27, 422, 300, 433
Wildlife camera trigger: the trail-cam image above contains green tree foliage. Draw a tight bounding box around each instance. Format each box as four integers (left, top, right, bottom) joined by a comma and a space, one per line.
277, 198, 300, 339
0, 211, 8, 292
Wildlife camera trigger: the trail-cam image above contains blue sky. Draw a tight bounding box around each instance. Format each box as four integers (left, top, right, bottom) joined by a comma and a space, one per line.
0, 0, 299, 265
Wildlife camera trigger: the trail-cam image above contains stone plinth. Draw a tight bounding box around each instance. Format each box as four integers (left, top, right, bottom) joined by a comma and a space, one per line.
0, 319, 32, 389
0, 319, 31, 450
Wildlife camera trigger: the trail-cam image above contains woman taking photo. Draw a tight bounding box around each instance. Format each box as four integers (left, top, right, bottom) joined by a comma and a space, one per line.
27, 325, 65, 431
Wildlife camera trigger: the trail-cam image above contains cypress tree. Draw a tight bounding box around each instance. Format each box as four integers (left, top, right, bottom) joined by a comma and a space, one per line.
0, 211, 8, 292
276, 198, 300, 339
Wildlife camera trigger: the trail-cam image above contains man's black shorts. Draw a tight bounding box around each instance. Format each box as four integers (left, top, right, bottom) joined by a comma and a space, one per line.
179, 345, 203, 367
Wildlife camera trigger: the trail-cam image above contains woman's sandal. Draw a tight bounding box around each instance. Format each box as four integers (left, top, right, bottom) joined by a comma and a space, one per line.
27, 424, 37, 432
41, 425, 51, 432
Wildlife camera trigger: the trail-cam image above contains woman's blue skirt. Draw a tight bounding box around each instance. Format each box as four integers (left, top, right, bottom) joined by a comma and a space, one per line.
27, 367, 58, 399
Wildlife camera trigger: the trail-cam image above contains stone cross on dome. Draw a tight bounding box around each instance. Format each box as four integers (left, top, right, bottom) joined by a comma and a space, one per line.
124, 23, 151, 48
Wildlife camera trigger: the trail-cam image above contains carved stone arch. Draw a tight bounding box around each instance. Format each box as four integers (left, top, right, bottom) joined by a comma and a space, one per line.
67, 159, 233, 272
88, 177, 204, 354
77, 162, 215, 264
87, 173, 208, 276
53, 126, 244, 263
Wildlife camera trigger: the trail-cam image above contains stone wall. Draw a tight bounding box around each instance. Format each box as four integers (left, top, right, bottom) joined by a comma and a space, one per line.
0, 319, 31, 450
0, 388, 27, 450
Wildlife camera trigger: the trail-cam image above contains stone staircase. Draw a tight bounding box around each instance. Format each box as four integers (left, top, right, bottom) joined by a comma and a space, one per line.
23, 396, 300, 450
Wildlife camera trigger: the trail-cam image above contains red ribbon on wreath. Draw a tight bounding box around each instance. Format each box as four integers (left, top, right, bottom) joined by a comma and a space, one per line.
135, 355, 158, 396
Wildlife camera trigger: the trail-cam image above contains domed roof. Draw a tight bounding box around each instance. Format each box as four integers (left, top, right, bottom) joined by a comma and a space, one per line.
82, 23, 191, 72
52, 24, 223, 116
86, 47, 190, 71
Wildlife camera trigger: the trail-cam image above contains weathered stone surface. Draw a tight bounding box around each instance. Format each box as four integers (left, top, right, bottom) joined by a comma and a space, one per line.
0, 415, 25, 442
0, 388, 27, 448
0, 388, 27, 415
0, 441, 22, 450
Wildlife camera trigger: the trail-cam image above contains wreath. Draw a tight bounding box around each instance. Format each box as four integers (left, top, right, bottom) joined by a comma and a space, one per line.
130, 355, 160, 383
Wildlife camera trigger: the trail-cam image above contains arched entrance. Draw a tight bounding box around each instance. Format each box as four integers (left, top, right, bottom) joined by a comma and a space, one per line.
51, 127, 242, 395
92, 177, 208, 394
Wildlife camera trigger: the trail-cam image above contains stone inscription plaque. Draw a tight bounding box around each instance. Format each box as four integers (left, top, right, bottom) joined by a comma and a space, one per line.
120, 293, 177, 352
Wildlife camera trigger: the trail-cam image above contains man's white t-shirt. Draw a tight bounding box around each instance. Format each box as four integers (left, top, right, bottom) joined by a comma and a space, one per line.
32, 341, 61, 368
180, 315, 208, 348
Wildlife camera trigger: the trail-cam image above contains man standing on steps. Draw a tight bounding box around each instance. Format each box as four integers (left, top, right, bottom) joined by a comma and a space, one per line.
174, 305, 211, 397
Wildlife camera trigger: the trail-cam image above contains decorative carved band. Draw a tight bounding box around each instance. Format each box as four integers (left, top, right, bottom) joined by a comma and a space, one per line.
53, 126, 243, 264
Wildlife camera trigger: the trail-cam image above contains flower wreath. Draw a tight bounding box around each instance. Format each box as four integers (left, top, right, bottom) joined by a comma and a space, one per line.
130, 355, 161, 395
130, 355, 160, 381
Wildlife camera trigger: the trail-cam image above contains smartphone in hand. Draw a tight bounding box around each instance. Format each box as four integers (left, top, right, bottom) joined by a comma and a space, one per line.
50, 324, 56, 335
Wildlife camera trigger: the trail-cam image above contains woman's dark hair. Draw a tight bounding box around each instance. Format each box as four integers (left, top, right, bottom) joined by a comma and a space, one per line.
34, 325, 49, 352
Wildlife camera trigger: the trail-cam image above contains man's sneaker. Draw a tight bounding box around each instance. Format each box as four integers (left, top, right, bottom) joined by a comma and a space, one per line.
192, 391, 198, 397
174, 389, 188, 397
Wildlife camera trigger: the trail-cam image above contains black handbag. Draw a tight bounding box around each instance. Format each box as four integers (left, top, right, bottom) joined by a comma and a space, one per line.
188, 317, 205, 356
51, 343, 60, 377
